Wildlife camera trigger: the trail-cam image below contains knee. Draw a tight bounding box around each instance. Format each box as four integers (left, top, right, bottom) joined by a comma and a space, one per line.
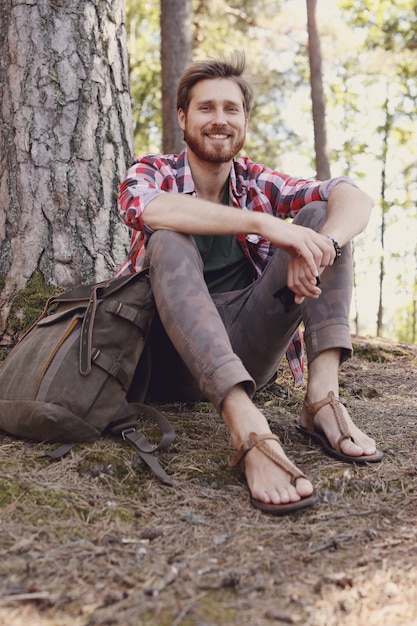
147, 230, 195, 253
147, 229, 187, 247
292, 201, 328, 231
145, 230, 203, 268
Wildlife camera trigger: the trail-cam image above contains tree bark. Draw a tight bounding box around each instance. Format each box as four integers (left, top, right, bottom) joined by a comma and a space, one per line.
0, 0, 133, 337
306, 0, 331, 180
160, 0, 192, 154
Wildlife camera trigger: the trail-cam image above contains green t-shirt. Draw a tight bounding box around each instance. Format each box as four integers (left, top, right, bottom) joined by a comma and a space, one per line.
192, 183, 254, 294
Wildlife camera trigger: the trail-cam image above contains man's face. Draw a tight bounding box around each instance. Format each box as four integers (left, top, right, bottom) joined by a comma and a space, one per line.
178, 78, 248, 164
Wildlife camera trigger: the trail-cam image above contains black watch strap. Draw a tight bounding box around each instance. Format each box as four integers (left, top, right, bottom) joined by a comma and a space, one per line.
329, 237, 342, 261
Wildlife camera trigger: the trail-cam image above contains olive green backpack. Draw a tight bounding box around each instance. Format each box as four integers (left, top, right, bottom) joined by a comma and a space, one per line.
0, 270, 174, 485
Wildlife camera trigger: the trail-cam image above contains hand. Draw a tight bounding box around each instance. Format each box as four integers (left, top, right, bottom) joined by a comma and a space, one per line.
287, 256, 322, 304
283, 225, 336, 303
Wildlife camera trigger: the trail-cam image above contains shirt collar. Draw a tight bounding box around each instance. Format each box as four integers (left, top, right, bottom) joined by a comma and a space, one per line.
176, 148, 247, 198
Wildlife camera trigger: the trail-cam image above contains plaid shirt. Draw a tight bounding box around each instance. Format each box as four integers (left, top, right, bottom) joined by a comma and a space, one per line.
116, 148, 356, 384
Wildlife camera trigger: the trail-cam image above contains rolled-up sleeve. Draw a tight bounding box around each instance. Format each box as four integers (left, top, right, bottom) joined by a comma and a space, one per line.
118, 160, 167, 233
318, 175, 358, 200
276, 176, 359, 217
253, 165, 358, 219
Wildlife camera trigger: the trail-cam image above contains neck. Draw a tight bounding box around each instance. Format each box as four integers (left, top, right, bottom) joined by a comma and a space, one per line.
187, 151, 231, 203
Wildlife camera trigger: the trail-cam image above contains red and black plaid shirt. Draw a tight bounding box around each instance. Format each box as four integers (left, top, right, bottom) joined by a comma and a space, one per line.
116, 148, 356, 384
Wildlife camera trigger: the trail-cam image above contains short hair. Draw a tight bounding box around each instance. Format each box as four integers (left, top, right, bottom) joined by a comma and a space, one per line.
176, 51, 254, 118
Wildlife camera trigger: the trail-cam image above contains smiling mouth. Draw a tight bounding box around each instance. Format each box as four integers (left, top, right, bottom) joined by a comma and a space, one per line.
207, 134, 229, 139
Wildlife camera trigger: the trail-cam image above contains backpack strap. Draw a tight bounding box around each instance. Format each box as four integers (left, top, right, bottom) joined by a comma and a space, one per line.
44, 404, 175, 486
43, 443, 75, 459
110, 403, 175, 486
80, 286, 99, 376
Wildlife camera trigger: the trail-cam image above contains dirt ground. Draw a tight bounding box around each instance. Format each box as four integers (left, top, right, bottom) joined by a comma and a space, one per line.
1, 335, 417, 626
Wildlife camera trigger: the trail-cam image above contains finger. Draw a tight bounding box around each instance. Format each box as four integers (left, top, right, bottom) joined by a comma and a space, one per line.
300, 231, 335, 269
287, 260, 321, 298
290, 255, 318, 285
294, 294, 306, 305
294, 244, 319, 277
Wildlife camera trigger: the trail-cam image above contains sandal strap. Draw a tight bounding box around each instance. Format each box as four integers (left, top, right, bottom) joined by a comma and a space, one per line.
303, 391, 352, 450
229, 432, 306, 486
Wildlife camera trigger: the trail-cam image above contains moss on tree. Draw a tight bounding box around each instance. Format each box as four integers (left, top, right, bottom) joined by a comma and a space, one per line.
8, 271, 61, 334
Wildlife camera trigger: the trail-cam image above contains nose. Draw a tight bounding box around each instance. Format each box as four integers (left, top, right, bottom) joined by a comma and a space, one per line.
212, 106, 227, 125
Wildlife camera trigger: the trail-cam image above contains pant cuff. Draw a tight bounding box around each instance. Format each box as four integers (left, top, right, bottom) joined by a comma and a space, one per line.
201, 358, 256, 413
304, 319, 353, 365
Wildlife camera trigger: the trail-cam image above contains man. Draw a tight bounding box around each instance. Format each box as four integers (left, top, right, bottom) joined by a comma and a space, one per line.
116, 53, 382, 516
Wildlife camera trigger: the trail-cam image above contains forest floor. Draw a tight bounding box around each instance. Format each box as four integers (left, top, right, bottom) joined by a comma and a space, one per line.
1, 336, 417, 626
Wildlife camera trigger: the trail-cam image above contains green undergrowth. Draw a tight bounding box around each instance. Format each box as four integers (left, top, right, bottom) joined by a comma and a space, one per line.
140, 590, 239, 626
0, 480, 138, 528
352, 338, 415, 362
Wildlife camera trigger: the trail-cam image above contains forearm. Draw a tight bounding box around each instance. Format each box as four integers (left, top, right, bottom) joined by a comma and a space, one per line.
144, 192, 336, 281
320, 183, 373, 246
143, 192, 266, 237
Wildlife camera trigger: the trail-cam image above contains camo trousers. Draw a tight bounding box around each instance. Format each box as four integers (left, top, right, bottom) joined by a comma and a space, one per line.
145, 201, 353, 412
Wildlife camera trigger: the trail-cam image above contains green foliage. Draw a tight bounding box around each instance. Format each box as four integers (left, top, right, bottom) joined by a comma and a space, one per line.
338, 0, 417, 109
127, 1, 162, 153
394, 300, 417, 344
338, 0, 417, 52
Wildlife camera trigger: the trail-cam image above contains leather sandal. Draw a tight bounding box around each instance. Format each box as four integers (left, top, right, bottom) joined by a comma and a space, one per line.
229, 432, 318, 516
299, 391, 383, 463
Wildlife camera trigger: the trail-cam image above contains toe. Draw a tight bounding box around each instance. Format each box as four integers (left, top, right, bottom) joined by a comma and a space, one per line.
269, 478, 313, 505
295, 476, 315, 498
340, 438, 367, 457
267, 486, 296, 505
340, 435, 377, 458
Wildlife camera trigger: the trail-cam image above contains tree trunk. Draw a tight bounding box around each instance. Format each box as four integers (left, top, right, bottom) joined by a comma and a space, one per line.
352, 243, 360, 336
376, 92, 391, 337
0, 0, 133, 339
412, 243, 417, 343
306, 0, 331, 180
160, 0, 192, 154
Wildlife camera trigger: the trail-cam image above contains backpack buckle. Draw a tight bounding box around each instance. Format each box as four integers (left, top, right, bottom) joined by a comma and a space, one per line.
121, 426, 136, 440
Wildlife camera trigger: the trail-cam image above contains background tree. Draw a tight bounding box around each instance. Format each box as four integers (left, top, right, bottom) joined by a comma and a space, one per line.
0, 0, 133, 341
376, 90, 391, 336
393, 243, 417, 344
127, 0, 161, 154
160, 0, 192, 153
306, 0, 331, 179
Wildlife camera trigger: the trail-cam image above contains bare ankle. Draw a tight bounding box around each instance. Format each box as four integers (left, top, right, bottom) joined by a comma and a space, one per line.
221, 384, 270, 450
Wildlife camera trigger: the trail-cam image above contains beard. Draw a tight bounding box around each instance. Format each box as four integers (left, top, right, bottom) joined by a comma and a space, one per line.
184, 125, 246, 163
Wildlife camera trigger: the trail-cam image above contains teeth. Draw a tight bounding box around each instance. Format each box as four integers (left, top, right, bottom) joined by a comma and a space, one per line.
208, 134, 228, 139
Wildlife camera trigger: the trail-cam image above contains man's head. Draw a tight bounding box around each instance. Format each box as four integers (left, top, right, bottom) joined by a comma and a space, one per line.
177, 53, 253, 164
176, 51, 254, 119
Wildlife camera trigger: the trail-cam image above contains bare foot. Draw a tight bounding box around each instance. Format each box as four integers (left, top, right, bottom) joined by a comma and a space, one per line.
305, 349, 380, 460
240, 436, 314, 505
222, 385, 314, 506
301, 392, 378, 458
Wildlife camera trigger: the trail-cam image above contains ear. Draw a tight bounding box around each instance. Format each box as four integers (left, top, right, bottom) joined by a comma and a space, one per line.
178, 108, 186, 130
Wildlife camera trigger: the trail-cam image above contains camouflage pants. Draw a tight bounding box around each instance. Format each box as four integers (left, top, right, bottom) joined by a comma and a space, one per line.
145, 201, 353, 412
